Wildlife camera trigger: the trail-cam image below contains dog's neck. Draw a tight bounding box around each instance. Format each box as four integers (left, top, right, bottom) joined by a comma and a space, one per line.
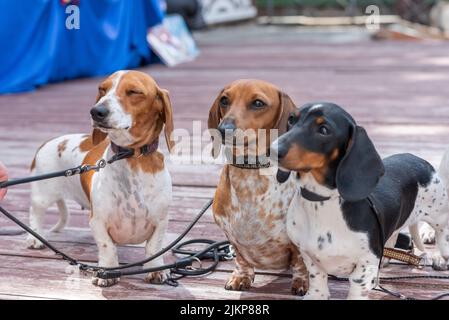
223, 145, 271, 168
110, 138, 159, 158
299, 172, 339, 199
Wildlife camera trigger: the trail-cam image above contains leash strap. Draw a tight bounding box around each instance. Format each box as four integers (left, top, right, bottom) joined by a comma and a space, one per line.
0, 150, 230, 281
0, 198, 221, 280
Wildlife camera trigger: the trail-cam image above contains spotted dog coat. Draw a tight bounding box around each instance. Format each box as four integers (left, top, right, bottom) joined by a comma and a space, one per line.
27, 71, 175, 287
272, 102, 449, 299
208, 79, 309, 294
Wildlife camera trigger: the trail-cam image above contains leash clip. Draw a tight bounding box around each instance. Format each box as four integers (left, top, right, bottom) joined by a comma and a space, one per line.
186, 257, 202, 271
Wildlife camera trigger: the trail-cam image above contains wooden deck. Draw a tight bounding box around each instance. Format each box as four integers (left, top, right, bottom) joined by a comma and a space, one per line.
1, 24, 449, 300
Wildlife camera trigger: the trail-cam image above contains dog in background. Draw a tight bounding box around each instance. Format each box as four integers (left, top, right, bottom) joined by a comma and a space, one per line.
272, 102, 449, 299
208, 79, 309, 295
27, 70, 174, 287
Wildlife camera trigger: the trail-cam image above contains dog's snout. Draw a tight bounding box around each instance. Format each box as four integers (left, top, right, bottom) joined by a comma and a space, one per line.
90, 105, 109, 122
218, 119, 237, 139
271, 140, 288, 160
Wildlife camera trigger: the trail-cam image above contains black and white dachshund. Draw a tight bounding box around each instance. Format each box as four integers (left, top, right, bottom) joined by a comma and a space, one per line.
271, 102, 449, 300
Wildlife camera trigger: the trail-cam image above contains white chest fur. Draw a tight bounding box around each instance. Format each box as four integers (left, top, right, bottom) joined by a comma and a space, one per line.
90, 148, 172, 245
286, 174, 371, 276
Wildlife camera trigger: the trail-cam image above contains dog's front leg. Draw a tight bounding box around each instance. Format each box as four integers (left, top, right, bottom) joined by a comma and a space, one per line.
144, 219, 169, 284
90, 217, 120, 287
347, 257, 379, 300
225, 246, 255, 291
301, 254, 329, 300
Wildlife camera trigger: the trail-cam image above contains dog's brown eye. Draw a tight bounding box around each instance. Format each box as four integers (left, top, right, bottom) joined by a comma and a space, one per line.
98, 87, 106, 95
252, 99, 265, 109
127, 89, 143, 96
219, 96, 229, 107
318, 125, 330, 135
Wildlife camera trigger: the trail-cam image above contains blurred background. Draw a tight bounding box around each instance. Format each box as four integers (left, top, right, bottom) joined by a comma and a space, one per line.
1, 0, 448, 94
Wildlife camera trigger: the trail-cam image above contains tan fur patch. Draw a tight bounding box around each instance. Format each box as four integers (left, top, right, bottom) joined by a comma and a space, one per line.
280, 144, 331, 184
80, 139, 109, 207
57, 139, 68, 158
315, 117, 325, 125
79, 135, 94, 152
30, 138, 53, 171
126, 152, 164, 174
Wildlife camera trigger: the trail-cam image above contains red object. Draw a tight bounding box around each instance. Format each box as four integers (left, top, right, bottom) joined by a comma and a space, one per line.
60, 0, 80, 6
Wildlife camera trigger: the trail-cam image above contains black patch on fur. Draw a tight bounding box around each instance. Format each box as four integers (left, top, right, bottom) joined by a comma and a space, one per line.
317, 236, 325, 250
342, 153, 435, 257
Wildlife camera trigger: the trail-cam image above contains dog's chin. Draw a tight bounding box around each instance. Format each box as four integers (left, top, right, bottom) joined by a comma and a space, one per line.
93, 122, 129, 132
276, 168, 291, 183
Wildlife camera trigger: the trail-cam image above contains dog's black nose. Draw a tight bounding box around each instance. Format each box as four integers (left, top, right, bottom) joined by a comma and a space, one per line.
90, 105, 109, 122
272, 143, 288, 160
218, 119, 236, 139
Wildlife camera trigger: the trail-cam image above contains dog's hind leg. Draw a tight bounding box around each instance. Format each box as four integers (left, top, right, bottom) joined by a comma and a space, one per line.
26, 199, 51, 249
50, 200, 69, 232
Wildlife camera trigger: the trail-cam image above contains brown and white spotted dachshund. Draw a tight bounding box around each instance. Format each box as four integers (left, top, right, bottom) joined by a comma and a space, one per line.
271, 102, 449, 299
27, 70, 174, 287
208, 79, 309, 295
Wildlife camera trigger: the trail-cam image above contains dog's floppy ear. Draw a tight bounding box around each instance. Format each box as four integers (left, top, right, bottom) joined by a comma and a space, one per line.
336, 125, 384, 202
275, 92, 296, 136
208, 89, 224, 130
208, 90, 224, 158
158, 88, 175, 153
92, 129, 107, 146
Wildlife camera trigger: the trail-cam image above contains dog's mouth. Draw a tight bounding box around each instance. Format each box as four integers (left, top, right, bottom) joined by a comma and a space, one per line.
93, 122, 130, 131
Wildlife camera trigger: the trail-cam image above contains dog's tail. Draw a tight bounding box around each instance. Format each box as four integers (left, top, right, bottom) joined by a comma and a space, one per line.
438, 147, 449, 188
50, 200, 69, 232
409, 223, 426, 253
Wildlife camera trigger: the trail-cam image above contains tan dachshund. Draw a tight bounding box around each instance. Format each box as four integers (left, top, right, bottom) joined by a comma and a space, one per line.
208, 79, 309, 295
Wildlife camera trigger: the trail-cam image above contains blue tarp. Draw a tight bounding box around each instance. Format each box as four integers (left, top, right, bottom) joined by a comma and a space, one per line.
0, 0, 164, 94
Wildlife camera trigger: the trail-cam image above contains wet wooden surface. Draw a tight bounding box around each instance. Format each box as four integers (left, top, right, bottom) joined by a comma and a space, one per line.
1, 25, 449, 299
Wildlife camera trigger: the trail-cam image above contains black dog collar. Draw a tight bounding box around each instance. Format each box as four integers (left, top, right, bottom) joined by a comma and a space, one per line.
226, 153, 271, 170
111, 139, 159, 158
230, 162, 271, 169
300, 187, 331, 202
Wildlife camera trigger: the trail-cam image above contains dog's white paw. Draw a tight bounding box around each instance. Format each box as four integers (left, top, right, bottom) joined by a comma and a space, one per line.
432, 254, 448, 271
92, 277, 120, 287
144, 270, 169, 284
420, 223, 436, 244
26, 236, 45, 250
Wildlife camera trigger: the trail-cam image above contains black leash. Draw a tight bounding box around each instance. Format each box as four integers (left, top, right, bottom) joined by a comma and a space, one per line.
0, 195, 230, 284
0, 149, 231, 284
